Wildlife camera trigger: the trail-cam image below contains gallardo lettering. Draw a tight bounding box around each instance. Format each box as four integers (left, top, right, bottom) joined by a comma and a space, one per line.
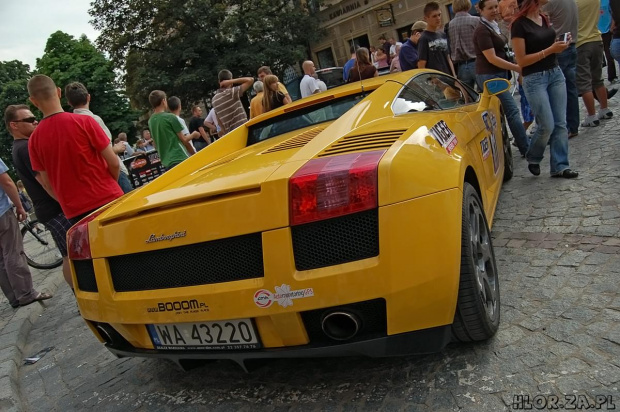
145, 231, 187, 243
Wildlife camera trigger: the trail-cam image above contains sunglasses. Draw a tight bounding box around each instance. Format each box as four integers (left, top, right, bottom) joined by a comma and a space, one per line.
13, 117, 37, 124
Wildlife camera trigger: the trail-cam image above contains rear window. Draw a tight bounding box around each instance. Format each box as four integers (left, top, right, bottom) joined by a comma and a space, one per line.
247, 92, 370, 146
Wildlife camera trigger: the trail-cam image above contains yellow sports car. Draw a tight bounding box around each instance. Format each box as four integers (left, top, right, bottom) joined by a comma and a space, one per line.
68, 70, 512, 370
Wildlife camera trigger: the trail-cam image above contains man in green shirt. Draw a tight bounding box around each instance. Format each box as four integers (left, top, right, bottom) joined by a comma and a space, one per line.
147, 90, 196, 169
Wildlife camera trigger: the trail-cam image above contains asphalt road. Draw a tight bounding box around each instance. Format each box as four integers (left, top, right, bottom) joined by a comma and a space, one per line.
18, 102, 620, 411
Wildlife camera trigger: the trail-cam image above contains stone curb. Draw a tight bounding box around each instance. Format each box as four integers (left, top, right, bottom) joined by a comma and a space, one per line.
0, 268, 64, 412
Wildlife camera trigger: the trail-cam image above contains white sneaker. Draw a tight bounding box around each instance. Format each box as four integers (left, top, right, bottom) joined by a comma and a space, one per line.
598, 108, 613, 120
581, 115, 600, 127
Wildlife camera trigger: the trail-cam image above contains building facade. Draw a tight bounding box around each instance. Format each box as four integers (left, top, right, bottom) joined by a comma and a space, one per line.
310, 0, 454, 68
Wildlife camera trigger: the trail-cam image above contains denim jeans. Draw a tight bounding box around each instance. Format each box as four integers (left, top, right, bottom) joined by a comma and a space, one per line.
194, 140, 208, 151
117, 172, 133, 194
610, 38, 620, 67
457, 61, 476, 90
557, 44, 579, 134
476, 72, 529, 156
522, 66, 570, 175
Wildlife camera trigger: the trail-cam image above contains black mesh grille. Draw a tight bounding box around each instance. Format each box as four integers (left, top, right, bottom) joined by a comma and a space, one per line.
292, 209, 379, 271
73, 259, 98, 292
301, 299, 387, 344
108, 233, 264, 292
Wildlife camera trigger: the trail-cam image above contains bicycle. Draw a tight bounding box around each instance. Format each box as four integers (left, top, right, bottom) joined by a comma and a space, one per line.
20, 218, 63, 269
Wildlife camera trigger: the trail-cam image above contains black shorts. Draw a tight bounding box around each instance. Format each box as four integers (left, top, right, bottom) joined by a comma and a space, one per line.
43, 213, 74, 257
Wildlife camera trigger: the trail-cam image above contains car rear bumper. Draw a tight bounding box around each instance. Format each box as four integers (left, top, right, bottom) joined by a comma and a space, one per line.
105, 325, 452, 370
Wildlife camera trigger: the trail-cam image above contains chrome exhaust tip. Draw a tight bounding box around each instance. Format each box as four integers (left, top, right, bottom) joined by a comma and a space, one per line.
321, 311, 361, 341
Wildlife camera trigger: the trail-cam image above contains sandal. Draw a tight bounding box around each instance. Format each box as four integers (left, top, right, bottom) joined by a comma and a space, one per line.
551, 169, 579, 179
20, 292, 53, 307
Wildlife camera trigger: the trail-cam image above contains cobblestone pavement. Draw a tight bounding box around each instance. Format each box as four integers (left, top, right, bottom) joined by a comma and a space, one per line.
16, 96, 620, 411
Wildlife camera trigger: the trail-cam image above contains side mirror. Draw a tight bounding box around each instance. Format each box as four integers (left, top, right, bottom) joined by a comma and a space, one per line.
483, 78, 511, 96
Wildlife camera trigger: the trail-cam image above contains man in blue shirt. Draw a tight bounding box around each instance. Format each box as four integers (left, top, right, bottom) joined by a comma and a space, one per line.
399, 21, 427, 71
343, 45, 357, 82
0, 157, 52, 308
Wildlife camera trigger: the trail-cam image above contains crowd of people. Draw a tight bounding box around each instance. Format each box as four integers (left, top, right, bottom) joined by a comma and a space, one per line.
344, 0, 617, 179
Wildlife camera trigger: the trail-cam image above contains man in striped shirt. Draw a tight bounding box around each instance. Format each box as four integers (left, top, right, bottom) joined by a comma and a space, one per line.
211, 70, 254, 136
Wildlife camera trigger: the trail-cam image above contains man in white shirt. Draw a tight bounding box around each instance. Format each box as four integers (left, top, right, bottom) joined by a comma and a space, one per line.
204, 108, 221, 140
300, 61, 322, 98
389, 37, 403, 58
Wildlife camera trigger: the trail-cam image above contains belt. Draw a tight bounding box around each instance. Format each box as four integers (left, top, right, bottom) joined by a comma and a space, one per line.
455, 58, 476, 65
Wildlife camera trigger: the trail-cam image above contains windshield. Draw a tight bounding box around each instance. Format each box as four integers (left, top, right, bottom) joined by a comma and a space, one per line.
247, 92, 370, 145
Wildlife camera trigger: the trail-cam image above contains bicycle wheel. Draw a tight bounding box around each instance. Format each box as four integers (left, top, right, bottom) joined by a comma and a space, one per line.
20, 221, 63, 269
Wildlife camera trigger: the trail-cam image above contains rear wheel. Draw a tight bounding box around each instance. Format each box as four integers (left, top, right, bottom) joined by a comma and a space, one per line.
452, 183, 500, 342
501, 113, 513, 182
21, 220, 63, 269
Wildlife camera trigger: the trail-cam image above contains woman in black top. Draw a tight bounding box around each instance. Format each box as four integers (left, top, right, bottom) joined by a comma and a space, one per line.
474, 0, 528, 156
347, 48, 378, 82
262, 75, 291, 113
511, 0, 577, 178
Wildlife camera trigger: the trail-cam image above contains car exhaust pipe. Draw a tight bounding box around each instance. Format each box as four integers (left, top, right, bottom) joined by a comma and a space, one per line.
321, 311, 361, 341
95, 323, 123, 347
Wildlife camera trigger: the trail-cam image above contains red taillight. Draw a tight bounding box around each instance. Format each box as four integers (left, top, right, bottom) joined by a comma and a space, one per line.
67, 208, 108, 260
289, 150, 384, 226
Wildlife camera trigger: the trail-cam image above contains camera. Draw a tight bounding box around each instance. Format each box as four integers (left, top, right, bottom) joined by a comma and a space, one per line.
504, 46, 515, 62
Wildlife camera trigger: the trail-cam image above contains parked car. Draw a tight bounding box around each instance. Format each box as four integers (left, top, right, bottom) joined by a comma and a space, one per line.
68, 70, 511, 370
316, 67, 345, 89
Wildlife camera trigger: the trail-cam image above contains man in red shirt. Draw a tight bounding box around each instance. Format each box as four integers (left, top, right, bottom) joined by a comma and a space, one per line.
26, 75, 123, 223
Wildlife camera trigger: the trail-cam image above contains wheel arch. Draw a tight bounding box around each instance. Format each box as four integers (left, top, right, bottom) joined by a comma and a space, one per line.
463, 166, 483, 209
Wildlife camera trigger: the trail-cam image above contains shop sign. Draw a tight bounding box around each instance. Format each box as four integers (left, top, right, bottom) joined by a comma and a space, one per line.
328, 1, 362, 20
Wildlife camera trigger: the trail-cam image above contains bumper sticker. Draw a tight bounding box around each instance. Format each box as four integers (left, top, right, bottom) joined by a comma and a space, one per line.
481, 137, 491, 160
253, 284, 314, 308
429, 120, 458, 154
482, 111, 500, 174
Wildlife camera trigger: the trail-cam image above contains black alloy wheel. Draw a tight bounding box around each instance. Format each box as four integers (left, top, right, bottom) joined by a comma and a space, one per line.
452, 182, 501, 342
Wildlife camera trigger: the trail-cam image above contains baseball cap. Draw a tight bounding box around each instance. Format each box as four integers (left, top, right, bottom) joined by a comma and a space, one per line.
411, 21, 428, 32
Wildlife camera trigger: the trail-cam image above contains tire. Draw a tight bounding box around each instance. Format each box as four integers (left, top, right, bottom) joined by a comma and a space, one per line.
452, 183, 500, 342
501, 113, 513, 182
20, 220, 63, 269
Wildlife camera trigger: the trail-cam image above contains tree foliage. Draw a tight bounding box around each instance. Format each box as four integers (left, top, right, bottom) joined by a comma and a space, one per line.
36, 31, 138, 140
0, 60, 32, 179
89, 0, 323, 111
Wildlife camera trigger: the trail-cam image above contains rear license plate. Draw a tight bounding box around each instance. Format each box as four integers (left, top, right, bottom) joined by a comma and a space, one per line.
147, 319, 260, 350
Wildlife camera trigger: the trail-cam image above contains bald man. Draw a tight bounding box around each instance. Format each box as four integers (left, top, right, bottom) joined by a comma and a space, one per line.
27, 75, 123, 226
300, 60, 321, 98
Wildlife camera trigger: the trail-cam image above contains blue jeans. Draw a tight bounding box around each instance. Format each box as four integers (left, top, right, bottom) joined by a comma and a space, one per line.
610, 38, 620, 67
557, 44, 579, 134
194, 140, 208, 151
117, 172, 133, 193
477, 72, 529, 156
522, 67, 570, 175
457, 61, 476, 90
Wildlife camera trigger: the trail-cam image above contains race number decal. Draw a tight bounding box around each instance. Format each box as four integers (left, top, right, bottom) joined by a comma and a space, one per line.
482, 111, 500, 174
429, 120, 458, 154
480, 137, 491, 160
